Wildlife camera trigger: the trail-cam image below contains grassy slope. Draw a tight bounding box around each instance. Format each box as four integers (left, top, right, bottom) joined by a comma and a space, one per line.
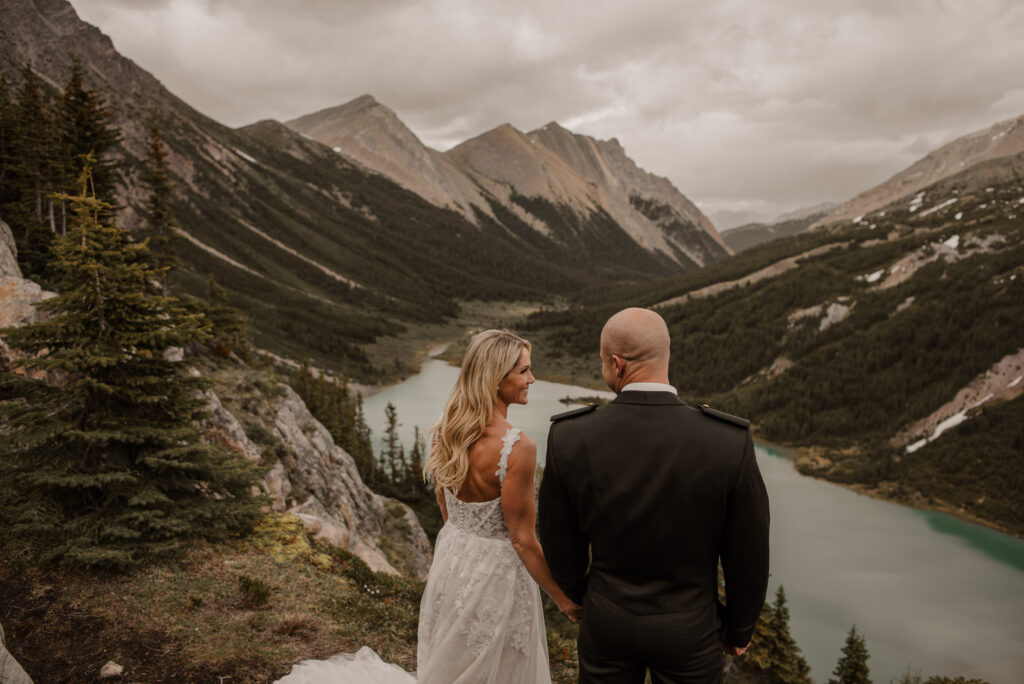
0, 514, 582, 683
0, 515, 421, 683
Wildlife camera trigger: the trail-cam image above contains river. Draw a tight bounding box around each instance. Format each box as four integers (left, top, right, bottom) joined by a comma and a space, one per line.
363, 357, 1024, 683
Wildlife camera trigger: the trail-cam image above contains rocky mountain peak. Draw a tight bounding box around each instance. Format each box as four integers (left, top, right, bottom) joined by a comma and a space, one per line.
286, 90, 728, 266
347, 93, 379, 107
286, 95, 493, 219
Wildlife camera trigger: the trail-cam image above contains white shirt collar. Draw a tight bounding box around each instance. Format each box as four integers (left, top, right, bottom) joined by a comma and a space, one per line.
621, 382, 678, 395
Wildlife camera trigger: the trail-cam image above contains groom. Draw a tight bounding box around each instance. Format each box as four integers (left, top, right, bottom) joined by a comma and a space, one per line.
539, 307, 770, 683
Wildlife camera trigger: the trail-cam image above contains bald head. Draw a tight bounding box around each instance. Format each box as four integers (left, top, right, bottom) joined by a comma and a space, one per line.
600, 308, 671, 390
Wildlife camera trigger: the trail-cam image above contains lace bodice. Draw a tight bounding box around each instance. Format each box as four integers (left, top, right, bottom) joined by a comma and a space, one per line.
443, 428, 521, 541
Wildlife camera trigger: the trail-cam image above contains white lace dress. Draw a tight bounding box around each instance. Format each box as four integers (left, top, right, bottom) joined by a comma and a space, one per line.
274, 427, 551, 684
417, 427, 551, 683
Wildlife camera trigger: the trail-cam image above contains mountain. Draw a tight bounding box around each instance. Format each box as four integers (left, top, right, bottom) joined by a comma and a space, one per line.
709, 209, 772, 232
286, 95, 494, 222
0, 0, 726, 381
288, 99, 729, 268
526, 122, 728, 266
722, 202, 836, 254
816, 113, 1024, 227
519, 137, 1024, 535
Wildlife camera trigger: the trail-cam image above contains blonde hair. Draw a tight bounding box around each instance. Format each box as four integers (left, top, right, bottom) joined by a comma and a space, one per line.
425, 329, 530, 491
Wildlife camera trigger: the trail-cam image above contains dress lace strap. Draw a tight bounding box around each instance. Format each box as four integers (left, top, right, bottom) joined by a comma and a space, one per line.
495, 427, 522, 487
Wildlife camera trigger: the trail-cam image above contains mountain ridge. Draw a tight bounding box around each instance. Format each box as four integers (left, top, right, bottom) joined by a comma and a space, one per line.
816, 112, 1024, 227
288, 97, 729, 267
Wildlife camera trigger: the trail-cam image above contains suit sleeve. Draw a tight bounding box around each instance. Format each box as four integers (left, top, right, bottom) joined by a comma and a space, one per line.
721, 430, 770, 647
538, 426, 589, 603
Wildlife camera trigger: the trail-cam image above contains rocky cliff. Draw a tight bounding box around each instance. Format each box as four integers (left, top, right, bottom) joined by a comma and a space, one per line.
200, 367, 433, 580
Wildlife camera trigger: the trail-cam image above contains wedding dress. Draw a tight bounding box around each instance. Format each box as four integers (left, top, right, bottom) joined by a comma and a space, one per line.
275, 427, 551, 684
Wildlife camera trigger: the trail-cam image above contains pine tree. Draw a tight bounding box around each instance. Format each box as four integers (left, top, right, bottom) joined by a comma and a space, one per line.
352, 393, 375, 480
0, 160, 260, 572
205, 275, 250, 360
408, 425, 426, 498
57, 57, 122, 211
140, 117, 177, 292
10, 62, 60, 278
381, 401, 406, 487
829, 625, 871, 684
743, 585, 812, 683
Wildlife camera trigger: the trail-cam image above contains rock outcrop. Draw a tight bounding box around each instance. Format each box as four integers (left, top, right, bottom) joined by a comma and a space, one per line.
0, 219, 54, 328
202, 376, 433, 580
0, 218, 55, 370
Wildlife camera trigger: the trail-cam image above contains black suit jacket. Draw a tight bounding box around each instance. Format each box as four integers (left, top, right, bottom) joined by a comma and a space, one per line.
538, 391, 770, 647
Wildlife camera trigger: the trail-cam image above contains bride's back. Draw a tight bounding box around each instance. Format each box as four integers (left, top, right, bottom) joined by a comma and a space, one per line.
454, 421, 511, 502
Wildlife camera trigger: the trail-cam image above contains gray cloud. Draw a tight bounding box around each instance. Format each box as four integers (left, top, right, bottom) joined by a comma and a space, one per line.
72, 0, 1024, 221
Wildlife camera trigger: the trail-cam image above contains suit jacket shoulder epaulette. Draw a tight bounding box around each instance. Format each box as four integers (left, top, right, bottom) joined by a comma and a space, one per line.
550, 403, 599, 422
698, 403, 750, 429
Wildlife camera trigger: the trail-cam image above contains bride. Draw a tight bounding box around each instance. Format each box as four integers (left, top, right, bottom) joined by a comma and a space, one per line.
279, 330, 582, 683
417, 329, 582, 682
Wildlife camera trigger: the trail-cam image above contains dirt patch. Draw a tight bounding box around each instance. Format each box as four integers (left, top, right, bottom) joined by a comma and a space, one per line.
0, 565, 262, 683
654, 242, 847, 309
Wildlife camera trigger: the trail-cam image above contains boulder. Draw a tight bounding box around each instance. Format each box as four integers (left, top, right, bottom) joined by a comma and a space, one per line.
0, 218, 56, 372
0, 219, 55, 330
99, 660, 123, 679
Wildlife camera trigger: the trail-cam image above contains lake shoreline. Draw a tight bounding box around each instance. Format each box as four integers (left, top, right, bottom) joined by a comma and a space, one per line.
355, 335, 613, 400
754, 432, 1023, 541
357, 335, 1022, 542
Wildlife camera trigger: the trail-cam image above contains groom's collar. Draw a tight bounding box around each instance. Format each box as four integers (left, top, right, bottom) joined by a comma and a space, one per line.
621, 382, 677, 395
613, 385, 685, 406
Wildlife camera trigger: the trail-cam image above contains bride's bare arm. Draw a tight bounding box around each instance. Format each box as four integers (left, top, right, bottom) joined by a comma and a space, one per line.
502, 437, 583, 622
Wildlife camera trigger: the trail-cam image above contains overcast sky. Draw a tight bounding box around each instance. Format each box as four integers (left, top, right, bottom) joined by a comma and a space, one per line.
72, 0, 1024, 227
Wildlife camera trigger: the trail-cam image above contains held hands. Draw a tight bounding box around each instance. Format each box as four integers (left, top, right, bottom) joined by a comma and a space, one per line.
558, 598, 584, 624
718, 622, 749, 656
